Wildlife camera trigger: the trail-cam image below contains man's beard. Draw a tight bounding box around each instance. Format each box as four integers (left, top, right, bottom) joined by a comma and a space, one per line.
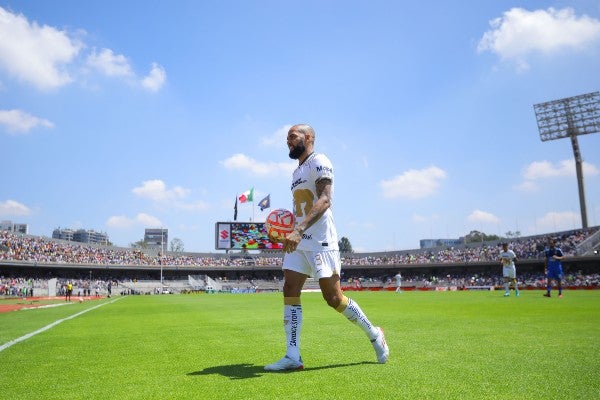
288, 141, 306, 160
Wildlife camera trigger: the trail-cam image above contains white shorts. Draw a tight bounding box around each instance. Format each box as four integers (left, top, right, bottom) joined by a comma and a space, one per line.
283, 249, 341, 279
503, 266, 516, 279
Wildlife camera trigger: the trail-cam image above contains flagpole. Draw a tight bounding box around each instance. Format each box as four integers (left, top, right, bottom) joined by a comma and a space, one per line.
251, 187, 255, 222
234, 195, 238, 221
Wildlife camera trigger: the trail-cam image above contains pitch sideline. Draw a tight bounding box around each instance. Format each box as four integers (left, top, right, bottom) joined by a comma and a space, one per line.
0, 297, 123, 353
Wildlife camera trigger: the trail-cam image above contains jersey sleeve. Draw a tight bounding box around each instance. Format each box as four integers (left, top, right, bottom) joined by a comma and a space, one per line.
313, 154, 334, 184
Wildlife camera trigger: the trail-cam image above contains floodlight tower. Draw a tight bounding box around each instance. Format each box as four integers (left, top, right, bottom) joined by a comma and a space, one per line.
533, 91, 600, 229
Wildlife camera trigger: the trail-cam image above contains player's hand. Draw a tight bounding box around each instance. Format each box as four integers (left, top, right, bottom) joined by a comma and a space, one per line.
267, 232, 283, 244
282, 228, 302, 253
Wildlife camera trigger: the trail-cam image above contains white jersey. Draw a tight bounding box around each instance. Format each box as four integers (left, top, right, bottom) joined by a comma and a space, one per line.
394, 274, 402, 285
500, 249, 517, 278
499, 250, 516, 268
291, 152, 338, 251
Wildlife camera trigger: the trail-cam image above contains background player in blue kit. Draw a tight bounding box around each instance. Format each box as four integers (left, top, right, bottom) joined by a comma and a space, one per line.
544, 239, 564, 298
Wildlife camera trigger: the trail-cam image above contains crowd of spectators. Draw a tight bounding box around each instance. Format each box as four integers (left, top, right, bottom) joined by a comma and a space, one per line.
2, 227, 598, 298
369, 270, 600, 289
0, 228, 597, 268
0, 276, 117, 297
0, 277, 38, 296
2, 270, 599, 298
341, 229, 594, 266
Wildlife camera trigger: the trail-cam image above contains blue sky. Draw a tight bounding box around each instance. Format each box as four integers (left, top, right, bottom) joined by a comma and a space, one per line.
1, 1, 599, 252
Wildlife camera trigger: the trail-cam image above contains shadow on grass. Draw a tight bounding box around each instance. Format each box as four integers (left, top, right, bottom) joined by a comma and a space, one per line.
187, 361, 376, 380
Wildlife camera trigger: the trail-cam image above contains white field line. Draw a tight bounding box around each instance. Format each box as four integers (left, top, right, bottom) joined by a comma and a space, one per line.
0, 297, 122, 352
21, 302, 73, 311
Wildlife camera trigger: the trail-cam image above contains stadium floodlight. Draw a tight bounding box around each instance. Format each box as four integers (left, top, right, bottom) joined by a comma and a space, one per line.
534, 91, 600, 229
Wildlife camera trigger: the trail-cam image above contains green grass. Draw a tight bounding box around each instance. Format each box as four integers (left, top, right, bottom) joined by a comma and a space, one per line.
1, 291, 599, 399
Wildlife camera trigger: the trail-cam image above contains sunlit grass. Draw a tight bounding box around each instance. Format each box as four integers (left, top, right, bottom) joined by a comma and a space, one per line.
0, 291, 598, 399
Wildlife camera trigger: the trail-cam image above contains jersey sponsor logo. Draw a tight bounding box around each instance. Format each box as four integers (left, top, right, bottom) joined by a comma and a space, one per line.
291, 178, 307, 190
302, 233, 312, 240
316, 165, 333, 174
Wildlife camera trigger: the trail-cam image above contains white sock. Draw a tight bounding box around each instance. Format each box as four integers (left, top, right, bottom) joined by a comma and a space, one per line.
504, 282, 510, 292
340, 297, 378, 340
284, 304, 302, 361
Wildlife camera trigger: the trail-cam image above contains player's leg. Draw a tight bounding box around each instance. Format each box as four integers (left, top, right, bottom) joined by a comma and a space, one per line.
317, 252, 389, 364
281, 269, 306, 362
557, 276, 563, 298
315, 252, 378, 339
503, 276, 510, 296
509, 267, 519, 296
544, 274, 552, 297
321, 276, 378, 338
265, 254, 309, 371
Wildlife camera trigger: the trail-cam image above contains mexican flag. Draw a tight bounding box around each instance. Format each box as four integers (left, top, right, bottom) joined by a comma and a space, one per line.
238, 188, 254, 203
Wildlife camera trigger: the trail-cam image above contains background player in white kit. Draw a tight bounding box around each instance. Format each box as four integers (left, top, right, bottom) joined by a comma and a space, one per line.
264, 124, 389, 371
394, 272, 402, 293
499, 242, 519, 297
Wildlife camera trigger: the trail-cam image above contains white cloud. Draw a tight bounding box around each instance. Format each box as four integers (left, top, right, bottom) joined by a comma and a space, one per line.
131, 179, 209, 212
141, 62, 166, 92
106, 215, 133, 228
0, 7, 165, 92
467, 209, 500, 224
132, 179, 189, 202
0, 109, 54, 134
261, 125, 292, 147
0, 6, 82, 90
106, 213, 162, 229
136, 213, 162, 227
523, 159, 599, 180
86, 48, 133, 77
477, 7, 600, 69
220, 153, 296, 177
535, 211, 580, 232
380, 166, 447, 199
517, 159, 599, 192
0, 199, 31, 216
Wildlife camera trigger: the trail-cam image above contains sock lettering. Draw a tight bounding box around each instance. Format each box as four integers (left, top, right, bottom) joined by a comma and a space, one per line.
288, 306, 299, 347
348, 299, 373, 331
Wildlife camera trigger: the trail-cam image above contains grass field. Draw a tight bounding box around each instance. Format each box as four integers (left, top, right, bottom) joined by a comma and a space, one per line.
1, 290, 599, 400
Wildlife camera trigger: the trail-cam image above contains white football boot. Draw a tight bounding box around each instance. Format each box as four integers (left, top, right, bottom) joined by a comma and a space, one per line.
371, 327, 389, 364
264, 356, 304, 371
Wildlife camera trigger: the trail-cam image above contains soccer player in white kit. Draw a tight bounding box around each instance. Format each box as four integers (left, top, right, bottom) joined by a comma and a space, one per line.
499, 242, 519, 297
264, 124, 389, 371
394, 272, 402, 293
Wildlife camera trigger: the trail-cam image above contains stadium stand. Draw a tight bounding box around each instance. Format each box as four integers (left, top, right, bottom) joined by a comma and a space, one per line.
1, 227, 599, 296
